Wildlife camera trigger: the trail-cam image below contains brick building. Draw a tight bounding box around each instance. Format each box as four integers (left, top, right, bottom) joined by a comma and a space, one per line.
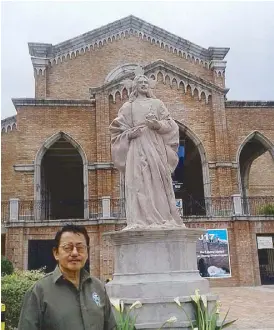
1, 16, 274, 286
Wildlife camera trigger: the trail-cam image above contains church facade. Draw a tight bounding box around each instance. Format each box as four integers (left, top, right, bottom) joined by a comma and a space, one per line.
2, 16, 274, 286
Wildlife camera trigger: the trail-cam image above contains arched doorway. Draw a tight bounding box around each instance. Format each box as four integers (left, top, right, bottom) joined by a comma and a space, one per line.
35, 132, 88, 220
172, 123, 211, 216
237, 131, 274, 215
237, 131, 274, 214
118, 123, 211, 216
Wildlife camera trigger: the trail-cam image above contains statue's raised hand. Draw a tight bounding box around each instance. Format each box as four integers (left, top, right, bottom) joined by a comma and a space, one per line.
145, 113, 161, 130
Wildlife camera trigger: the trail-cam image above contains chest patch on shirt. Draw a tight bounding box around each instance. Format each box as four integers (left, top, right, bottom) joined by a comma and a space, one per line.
92, 292, 101, 306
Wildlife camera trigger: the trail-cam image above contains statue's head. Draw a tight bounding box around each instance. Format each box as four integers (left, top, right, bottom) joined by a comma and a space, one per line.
129, 74, 155, 102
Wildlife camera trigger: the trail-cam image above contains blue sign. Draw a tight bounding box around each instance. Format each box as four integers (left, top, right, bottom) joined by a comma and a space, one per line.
196, 229, 231, 278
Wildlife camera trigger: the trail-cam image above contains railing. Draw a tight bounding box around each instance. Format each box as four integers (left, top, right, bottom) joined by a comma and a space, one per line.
1, 198, 126, 223
181, 196, 233, 216
208, 197, 234, 216
1, 201, 10, 224
18, 200, 35, 221
89, 199, 102, 219
241, 196, 274, 216
1, 196, 274, 223
17, 199, 102, 221
110, 198, 126, 218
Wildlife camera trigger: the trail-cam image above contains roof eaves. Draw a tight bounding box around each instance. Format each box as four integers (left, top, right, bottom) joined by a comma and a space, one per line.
29, 15, 227, 61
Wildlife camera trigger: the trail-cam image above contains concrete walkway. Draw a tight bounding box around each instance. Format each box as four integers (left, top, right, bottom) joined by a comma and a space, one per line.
211, 286, 274, 330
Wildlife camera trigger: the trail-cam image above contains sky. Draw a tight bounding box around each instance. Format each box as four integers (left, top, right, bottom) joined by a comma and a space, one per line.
1, 0, 274, 119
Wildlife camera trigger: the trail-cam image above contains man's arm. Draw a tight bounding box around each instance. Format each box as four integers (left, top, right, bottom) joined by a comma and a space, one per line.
18, 286, 42, 330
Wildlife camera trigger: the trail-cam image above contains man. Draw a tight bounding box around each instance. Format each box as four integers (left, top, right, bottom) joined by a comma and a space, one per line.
18, 224, 116, 330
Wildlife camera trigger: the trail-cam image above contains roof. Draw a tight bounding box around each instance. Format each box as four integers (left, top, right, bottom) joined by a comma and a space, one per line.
225, 101, 274, 108
28, 15, 229, 63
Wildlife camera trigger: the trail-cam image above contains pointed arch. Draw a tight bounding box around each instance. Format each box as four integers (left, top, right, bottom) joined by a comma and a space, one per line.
171, 78, 178, 88
179, 81, 185, 92
236, 131, 274, 198
236, 131, 274, 164
34, 132, 89, 219
175, 121, 211, 201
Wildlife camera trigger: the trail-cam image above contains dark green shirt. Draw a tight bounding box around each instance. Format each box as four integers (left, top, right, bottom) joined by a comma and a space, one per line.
18, 266, 116, 330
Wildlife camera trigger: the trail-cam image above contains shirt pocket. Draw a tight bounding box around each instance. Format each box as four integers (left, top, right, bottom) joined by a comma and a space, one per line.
84, 295, 106, 329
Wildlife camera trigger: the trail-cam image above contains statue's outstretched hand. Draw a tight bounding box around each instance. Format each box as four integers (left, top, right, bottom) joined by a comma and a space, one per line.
128, 127, 143, 140
145, 117, 161, 130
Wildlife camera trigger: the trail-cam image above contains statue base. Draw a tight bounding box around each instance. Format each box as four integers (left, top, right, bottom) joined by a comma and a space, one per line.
105, 227, 218, 329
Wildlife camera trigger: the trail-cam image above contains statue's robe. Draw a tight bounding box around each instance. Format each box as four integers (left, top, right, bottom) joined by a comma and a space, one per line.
109, 97, 181, 227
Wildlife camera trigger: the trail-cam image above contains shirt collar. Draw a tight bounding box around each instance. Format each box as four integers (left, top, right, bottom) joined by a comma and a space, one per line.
52, 265, 92, 284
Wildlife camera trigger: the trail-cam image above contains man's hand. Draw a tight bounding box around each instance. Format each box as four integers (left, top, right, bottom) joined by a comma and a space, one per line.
128, 127, 142, 140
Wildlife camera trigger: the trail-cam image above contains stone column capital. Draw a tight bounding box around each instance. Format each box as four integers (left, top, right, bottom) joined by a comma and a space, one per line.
31, 56, 49, 75
210, 60, 227, 76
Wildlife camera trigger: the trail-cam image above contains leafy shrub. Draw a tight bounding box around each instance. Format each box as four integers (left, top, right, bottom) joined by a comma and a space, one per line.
1, 269, 45, 329
1, 256, 14, 276
259, 204, 274, 215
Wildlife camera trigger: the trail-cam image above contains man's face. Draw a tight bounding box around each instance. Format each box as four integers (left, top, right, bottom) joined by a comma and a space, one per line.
53, 231, 88, 272
137, 77, 149, 95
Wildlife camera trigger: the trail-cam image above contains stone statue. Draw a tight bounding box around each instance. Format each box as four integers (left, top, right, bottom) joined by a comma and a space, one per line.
109, 72, 183, 229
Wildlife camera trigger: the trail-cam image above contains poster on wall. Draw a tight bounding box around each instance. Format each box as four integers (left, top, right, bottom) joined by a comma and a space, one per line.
196, 229, 231, 278
257, 236, 274, 249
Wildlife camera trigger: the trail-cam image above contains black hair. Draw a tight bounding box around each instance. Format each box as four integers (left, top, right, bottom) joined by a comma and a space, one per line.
54, 224, 90, 249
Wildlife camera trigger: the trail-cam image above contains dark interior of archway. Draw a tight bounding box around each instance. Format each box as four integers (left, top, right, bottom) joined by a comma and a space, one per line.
239, 138, 268, 200
172, 131, 205, 215
41, 137, 84, 219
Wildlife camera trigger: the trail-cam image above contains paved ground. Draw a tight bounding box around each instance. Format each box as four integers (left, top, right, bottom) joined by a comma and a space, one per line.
211, 285, 274, 330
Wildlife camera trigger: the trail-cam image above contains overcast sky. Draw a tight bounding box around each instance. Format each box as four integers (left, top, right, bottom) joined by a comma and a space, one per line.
1, 1, 274, 119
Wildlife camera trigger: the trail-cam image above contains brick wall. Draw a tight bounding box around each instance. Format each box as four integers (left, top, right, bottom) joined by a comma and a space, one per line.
226, 107, 274, 196
249, 152, 274, 196
2, 32, 274, 288
5, 219, 274, 286
1, 129, 20, 200
43, 36, 214, 99
5, 223, 123, 280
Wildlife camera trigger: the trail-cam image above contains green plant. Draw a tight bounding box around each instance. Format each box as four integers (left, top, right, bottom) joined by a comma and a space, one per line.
110, 299, 142, 330
259, 204, 274, 215
174, 289, 237, 330
1, 268, 45, 330
1, 256, 14, 276
110, 298, 178, 330
158, 316, 178, 329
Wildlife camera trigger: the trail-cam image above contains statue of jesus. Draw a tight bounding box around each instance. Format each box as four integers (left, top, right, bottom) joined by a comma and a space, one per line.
109, 73, 183, 229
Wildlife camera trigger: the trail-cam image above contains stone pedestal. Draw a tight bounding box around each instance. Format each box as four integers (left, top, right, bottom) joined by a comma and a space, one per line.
105, 227, 217, 329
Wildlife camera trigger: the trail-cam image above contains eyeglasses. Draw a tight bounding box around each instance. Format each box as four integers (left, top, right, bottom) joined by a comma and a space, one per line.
60, 243, 88, 254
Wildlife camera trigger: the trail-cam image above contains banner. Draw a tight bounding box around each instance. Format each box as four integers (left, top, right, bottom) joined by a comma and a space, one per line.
196, 229, 231, 278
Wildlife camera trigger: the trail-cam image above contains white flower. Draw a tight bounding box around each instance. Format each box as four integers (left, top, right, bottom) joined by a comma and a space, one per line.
216, 300, 222, 314
190, 295, 199, 304
174, 297, 181, 307
110, 298, 121, 312
120, 300, 124, 312
166, 316, 177, 324
129, 300, 142, 310
191, 289, 201, 304
195, 289, 200, 296
201, 295, 207, 308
